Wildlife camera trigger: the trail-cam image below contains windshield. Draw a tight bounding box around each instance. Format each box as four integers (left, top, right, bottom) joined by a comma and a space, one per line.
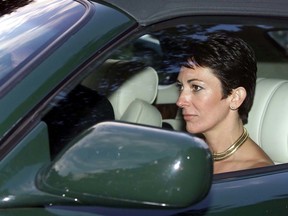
0, 0, 85, 84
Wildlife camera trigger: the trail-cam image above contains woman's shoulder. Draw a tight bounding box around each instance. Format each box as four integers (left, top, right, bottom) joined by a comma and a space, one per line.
245, 139, 273, 160
214, 140, 274, 174
239, 140, 274, 168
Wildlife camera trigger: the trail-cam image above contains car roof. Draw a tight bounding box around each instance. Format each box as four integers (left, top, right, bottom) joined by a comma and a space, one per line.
100, 0, 288, 25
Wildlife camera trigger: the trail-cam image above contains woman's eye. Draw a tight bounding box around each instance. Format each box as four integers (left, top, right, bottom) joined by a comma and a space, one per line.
176, 83, 183, 91
191, 85, 203, 92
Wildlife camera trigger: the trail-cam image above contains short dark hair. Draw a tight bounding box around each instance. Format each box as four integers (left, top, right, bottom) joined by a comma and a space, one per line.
181, 33, 257, 124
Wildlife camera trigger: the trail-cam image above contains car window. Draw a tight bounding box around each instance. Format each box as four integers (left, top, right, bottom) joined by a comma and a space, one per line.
41, 20, 288, 168
0, 0, 85, 85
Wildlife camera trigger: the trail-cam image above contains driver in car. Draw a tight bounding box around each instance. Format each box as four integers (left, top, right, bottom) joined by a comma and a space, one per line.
176, 32, 274, 174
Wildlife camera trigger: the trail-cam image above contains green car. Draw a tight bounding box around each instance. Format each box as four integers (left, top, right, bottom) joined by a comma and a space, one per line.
0, 0, 288, 215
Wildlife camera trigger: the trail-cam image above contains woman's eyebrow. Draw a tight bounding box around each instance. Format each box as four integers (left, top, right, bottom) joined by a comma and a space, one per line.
177, 79, 203, 84
187, 78, 201, 83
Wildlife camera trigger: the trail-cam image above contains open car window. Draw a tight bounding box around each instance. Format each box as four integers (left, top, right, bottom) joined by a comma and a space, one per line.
41, 20, 288, 173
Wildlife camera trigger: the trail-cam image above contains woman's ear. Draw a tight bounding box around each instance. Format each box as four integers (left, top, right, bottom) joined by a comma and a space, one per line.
229, 87, 247, 110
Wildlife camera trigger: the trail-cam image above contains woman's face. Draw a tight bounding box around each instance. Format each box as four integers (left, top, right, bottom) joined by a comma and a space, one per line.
176, 66, 231, 134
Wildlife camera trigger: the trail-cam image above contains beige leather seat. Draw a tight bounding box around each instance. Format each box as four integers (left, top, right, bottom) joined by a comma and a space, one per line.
246, 78, 288, 164
108, 66, 162, 127
82, 59, 162, 127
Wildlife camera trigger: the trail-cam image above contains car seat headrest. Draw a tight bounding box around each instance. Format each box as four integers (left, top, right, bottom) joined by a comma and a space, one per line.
108, 65, 158, 119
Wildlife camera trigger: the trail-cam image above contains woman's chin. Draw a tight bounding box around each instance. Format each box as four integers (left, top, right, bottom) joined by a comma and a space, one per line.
186, 125, 202, 134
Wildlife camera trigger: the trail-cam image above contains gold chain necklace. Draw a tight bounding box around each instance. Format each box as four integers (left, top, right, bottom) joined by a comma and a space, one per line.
213, 128, 249, 161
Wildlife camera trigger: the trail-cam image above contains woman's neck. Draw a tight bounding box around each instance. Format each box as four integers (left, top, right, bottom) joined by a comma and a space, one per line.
204, 120, 244, 154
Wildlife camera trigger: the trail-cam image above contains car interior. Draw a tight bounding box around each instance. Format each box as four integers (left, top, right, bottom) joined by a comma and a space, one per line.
43, 23, 288, 169
82, 60, 162, 127
81, 60, 288, 166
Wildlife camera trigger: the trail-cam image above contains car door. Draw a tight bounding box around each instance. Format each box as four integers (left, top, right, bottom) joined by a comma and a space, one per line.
85, 16, 288, 215
38, 17, 288, 215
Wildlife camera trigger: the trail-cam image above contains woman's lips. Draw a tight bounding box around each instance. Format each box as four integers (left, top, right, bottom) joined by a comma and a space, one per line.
182, 114, 197, 121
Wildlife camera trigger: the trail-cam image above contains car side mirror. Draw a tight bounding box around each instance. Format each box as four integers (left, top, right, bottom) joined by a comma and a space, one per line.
37, 121, 212, 208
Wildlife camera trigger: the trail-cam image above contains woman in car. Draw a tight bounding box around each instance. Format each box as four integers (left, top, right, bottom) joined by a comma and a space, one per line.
176, 33, 273, 174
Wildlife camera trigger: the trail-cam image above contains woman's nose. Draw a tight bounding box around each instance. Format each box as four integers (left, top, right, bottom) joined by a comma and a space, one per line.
176, 93, 187, 108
